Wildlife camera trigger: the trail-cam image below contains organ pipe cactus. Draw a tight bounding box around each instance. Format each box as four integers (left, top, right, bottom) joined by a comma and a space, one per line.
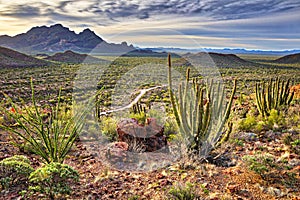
131, 101, 146, 114
168, 54, 237, 155
255, 78, 294, 117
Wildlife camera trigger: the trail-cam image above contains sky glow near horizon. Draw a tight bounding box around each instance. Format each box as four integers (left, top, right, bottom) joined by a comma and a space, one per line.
0, 0, 299, 50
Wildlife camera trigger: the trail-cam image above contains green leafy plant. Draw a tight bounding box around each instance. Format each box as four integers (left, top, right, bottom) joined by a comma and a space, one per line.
0, 79, 89, 164
0, 155, 34, 189
29, 162, 79, 199
255, 78, 294, 117
168, 54, 237, 156
291, 139, 300, 147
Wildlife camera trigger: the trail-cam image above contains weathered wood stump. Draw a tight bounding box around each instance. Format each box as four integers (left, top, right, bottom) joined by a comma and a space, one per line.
117, 118, 166, 152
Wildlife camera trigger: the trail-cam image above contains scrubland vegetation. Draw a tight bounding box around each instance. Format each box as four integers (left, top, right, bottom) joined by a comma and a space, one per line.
0, 55, 299, 199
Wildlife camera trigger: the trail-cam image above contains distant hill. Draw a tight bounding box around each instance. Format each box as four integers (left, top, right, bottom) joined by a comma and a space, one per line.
274, 53, 300, 64
0, 24, 135, 54
147, 47, 300, 56
0, 46, 50, 68
45, 50, 107, 64
181, 52, 254, 68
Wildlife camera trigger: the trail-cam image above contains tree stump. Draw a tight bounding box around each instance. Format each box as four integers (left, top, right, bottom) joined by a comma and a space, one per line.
117, 118, 166, 152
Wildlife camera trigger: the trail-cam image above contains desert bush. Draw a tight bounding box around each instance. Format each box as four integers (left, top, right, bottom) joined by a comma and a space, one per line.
238, 115, 257, 131
100, 116, 118, 141
129, 112, 147, 125
0, 155, 34, 189
0, 79, 89, 163
29, 162, 79, 199
242, 154, 276, 177
167, 183, 198, 200
238, 109, 286, 132
164, 115, 179, 139
264, 109, 286, 129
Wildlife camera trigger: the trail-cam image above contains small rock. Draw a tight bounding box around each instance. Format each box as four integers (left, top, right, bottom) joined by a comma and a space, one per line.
266, 187, 281, 197
105, 142, 129, 162
289, 158, 300, 167
265, 130, 281, 139
238, 132, 258, 141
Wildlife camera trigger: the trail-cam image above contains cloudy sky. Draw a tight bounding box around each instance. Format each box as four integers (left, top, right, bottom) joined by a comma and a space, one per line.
0, 0, 299, 50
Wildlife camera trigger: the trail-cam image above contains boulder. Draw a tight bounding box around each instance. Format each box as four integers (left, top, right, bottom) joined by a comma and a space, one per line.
105, 142, 129, 162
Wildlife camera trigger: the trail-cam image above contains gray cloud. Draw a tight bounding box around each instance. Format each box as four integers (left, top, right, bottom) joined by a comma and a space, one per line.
78, 0, 300, 21
2, 1, 300, 22
1, 5, 41, 18
0, 0, 299, 49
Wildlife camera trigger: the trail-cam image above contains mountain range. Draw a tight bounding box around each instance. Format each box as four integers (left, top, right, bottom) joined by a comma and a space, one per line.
146, 47, 300, 56
1, 24, 300, 68
1, 24, 299, 56
0, 24, 135, 54
1, 45, 300, 68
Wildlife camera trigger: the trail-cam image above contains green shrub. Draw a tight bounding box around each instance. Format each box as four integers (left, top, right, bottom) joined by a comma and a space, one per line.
1, 155, 31, 164
242, 155, 268, 175
100, 116, 118, 141
291, 139, 300, 147
0, 155, 34, 189
238, 115, 257, 131
129, 112, 147, 125
265, 109, 286, 129
164, 115, 179, 139
167, 183, 198, 200
29, 162, 79, 199
242, 154, 276, 176
0, 79, 89, 164
238, 109, 286, 132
